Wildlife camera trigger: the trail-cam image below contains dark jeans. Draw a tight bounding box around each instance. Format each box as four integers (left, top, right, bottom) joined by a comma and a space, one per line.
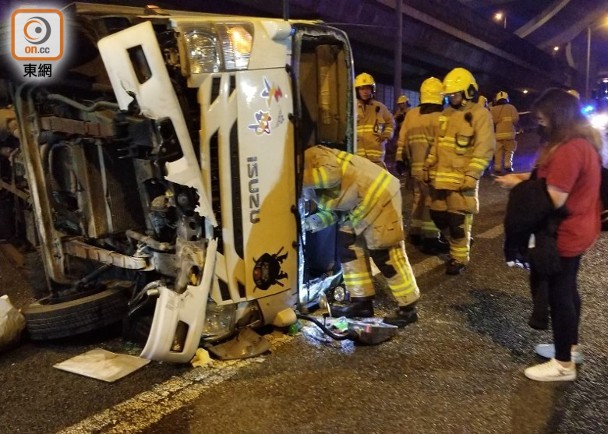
531, 255, 582, 362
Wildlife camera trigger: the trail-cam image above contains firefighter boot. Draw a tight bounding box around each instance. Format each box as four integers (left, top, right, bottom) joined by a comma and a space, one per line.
446, 258, 466, 275
383, 304, 418, 328
329, 299, 374, 318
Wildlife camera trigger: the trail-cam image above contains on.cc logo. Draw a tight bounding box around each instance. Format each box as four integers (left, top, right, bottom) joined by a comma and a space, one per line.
23, 16, 52, 45
11, 9, 63, 61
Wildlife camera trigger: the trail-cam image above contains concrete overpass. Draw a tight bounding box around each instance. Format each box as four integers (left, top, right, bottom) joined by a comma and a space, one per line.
188, 0, 599, 107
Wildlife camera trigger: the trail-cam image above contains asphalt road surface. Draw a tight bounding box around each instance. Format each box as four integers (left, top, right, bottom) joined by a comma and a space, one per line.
1, 132, 607, 434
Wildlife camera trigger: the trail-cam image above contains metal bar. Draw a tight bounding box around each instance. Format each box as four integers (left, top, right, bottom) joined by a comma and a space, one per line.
64, 239, 150, 270
586, 25, 591, 100
393, 0, 403, 103
0, 179, 29, 200
283, 0, 289, 20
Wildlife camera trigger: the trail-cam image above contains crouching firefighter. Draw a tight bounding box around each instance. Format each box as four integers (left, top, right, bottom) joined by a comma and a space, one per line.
302, 144, 420, 327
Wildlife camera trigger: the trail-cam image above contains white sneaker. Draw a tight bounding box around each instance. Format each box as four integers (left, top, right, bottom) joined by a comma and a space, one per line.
524, 358, 576, 382
535, 344, 584, 364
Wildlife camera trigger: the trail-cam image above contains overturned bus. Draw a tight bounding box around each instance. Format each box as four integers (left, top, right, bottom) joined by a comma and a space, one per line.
0, 3, 354, 361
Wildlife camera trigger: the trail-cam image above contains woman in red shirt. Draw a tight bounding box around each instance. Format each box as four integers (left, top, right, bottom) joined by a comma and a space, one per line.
496, 88, 604, 382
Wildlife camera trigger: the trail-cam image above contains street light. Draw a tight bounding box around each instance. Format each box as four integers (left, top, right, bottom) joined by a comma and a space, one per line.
494, 12, 506, 29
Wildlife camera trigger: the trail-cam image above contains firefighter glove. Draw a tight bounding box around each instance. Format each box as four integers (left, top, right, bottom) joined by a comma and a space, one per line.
303, 213, 326, 233
460, 175, 478, 191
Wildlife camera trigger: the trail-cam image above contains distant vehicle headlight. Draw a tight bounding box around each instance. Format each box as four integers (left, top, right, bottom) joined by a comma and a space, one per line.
589, 112, 608, 131
182, 23, 253, 76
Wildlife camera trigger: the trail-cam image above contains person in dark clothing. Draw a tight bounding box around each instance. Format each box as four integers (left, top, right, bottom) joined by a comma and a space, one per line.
495, 88, 604, 382
503, 175, 568, 329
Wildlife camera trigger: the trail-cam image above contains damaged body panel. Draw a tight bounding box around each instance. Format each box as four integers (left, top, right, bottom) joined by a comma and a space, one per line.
0, 2, 355, 362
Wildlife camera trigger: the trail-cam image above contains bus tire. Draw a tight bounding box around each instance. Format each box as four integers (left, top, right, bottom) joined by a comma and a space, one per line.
22, 288, 129, 340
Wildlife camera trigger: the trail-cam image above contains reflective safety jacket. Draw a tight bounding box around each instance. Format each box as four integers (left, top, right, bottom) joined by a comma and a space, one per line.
356, 99, 395, 164
490, 103, 519, 141
396, 106, 441, 180
425, 102, 495, 190
303, 145, 401, 235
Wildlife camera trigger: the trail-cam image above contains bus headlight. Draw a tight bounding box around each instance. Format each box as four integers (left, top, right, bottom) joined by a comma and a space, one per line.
184, 30, 221, 74
218, 25, 253, 70
182, 23, 253, 75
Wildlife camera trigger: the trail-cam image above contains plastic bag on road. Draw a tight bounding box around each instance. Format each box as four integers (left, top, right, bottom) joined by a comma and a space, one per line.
0, 295, 26, 351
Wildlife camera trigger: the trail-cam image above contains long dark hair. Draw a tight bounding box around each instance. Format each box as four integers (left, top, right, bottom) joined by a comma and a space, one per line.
531, 88, 605, 164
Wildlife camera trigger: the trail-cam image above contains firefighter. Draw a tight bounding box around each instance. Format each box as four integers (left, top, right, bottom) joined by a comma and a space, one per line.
395, 77, 447, 254
490, 91, 519, 173
393, 94, 410, 129
355, 72, 395, 168
302, 144, 420, 327
424, 67, 495, 275
566, 89, 580, 99
478, 95, 489, 109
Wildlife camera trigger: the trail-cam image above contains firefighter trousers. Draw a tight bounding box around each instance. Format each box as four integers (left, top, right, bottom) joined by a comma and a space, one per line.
338, 224, 420, 307
429, 188, 476, 264
409, 178, 440, 240
493, 139, 517, 171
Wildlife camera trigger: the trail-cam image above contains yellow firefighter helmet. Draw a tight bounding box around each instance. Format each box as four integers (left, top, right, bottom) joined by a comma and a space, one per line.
566, 89, 580, 99
397, 95, 408, 104
355, 72, 376, 91
443, 67, 478, 99
420, 77, 444, 104
478, 95, 488, 108
495, 91, 509, 102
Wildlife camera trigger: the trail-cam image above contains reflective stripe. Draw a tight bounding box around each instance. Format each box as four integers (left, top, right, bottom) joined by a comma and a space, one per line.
469, 157, 488, 171
387, 246, 417, 296
450, 245, 469, 262
421, 221, 439, 231
343, 272, 373, 286
356, 149, 384, 157
311, 167, 329, 188
435, 172, 463, 183
438, 142, 456, 150
336, 151, 353, 174
317, 151, 352, 210
318, 209, 337, 226
496, 132, 515, 139
351, 171, 392, 225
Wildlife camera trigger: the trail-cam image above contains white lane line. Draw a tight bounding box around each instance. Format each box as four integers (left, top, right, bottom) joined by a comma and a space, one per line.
476, 224, 504, 239
408, 223, 503, 278
411, 255, 445, 277
58, 332, 293, 434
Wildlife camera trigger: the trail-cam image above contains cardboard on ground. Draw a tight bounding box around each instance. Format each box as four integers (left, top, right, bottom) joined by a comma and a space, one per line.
53, 348, 150, 382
